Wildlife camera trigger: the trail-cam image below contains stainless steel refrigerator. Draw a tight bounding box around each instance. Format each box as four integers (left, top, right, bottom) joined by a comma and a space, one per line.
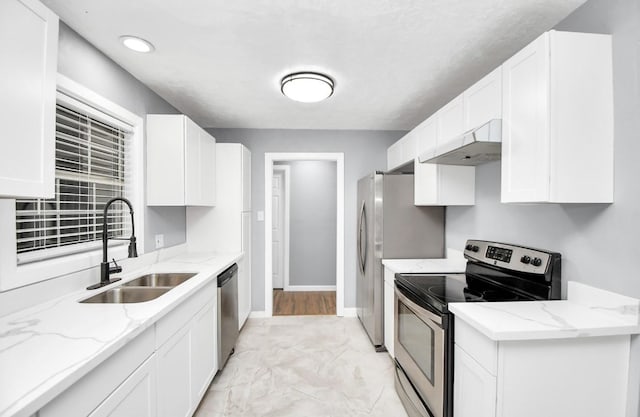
356, 172, 445, 350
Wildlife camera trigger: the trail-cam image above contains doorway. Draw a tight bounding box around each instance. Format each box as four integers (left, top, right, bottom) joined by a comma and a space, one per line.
264, 153, 345, 317
272, 165, 289, 291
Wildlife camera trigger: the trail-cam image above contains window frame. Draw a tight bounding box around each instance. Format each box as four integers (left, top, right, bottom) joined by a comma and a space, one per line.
0, 74, 145, 291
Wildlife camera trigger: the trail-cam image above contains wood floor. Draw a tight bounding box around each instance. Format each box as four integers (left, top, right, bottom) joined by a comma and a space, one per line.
273, 290, 336, 315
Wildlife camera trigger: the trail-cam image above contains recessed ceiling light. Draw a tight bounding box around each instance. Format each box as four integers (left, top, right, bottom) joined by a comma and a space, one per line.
281, 72, 334, 103
120, 35, 155, 53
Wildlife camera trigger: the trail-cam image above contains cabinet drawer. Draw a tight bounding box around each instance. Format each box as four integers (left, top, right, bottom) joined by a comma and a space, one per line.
40, 327, 155, 417
454, 317, 497, 375
156, 280, 216, 348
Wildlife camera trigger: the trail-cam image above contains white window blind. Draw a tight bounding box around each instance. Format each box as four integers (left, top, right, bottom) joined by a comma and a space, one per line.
15, 103, 133, 264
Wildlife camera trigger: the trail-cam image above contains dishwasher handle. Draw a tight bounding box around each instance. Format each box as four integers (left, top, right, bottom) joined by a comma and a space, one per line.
217, 263, 238, 287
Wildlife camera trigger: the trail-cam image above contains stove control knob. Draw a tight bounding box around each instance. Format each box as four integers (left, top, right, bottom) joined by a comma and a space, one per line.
520, 256, 531, 264
471, 245, 480, 252
531, 257, 543, 267
465, 244, 473, 251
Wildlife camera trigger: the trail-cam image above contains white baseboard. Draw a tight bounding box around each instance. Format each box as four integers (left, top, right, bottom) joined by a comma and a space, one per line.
284, 285, 337, 292
341, 308, 357, 317
248, 311, 268, 318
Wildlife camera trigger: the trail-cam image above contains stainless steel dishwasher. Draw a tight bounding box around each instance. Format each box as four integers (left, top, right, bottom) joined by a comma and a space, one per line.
217, 263, 239, 370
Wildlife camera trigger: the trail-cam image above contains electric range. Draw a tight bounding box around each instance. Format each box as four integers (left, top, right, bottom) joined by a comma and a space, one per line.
393, 240, 561, 417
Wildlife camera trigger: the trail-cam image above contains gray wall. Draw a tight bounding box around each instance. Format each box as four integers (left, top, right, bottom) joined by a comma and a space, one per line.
276, 161, 337, 287
58, 23, 186, 252
208, 129, 405, 310
446, 0, 640, 414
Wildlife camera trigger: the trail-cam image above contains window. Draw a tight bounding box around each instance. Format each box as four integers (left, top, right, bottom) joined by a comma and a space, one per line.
0, 75, 144, 292
15, 100, 133, 264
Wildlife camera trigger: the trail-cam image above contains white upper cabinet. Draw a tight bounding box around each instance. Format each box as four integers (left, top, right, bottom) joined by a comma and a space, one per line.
401, 131, 418, 165
242, 144, 251, 211
501, 30, 613, 203
0, 0, 58, 198
387, 135, 414, 171
464, 67, 503, 130
414, 114, 475, 206
437, 93, 465, 146
147, 115, 216, 206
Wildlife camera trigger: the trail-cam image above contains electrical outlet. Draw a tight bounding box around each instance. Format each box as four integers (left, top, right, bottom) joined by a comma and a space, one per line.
155, 234, 164, 249
257, 211, 264, 222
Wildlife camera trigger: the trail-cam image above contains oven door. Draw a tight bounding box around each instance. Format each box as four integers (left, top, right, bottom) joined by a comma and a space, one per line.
395, 285, 445, 417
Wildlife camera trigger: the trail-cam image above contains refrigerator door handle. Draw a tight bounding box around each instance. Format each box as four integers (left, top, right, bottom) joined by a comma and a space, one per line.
358, 200, 367, 274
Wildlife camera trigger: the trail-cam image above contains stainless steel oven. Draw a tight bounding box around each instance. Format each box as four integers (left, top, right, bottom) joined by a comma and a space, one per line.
393, 240, 562, 417
394, 285, 446, 417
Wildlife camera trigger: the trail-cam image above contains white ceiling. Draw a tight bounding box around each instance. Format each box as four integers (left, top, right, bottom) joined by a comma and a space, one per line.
43, 0, 586, 130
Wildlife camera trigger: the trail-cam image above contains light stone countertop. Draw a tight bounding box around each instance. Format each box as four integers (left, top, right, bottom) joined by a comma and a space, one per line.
382, 255, 467, 275
0, 251, 242, 417
448, 281, 640, 341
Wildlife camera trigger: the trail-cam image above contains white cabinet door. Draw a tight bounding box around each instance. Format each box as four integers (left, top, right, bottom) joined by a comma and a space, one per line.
190, 301, 216, 404
242, 145, 251, 211
147, 115, 186, 205
464, 67, 502, 130
414, 116, 439, 205
501, 31, 613, 204
437, 94, 465, 145
184, 120, 216, 206
387, 140, 403, 171
239, 212, 252, 329
454, 345, 497, 417
39, 328, 155, 417
401, 132, 417, 164
383, 268, 394, 358
0, 0, 58, 198
157, 326, 192, 417
414, 113, 475, 207
147, 115, 216, 206
501, 33, 550, 203
415, 115, 438, 157
199, 128, 216, 206
184, 117, 201, 205
89, 356, 157, 417
415, 162, 475, 206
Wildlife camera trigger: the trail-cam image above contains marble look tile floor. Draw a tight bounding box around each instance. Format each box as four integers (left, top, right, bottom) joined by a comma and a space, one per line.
194, 316, 409, 417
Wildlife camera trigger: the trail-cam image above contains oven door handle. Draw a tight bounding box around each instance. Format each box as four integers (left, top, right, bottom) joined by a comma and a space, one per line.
395, 285, 443, 326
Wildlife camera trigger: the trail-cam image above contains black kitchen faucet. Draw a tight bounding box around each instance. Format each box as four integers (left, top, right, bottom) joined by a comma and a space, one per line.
87, 197, 138, 290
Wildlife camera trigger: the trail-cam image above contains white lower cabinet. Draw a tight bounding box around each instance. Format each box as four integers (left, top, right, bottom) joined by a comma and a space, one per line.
157, 325, 192, 417
39, 280, 218, 417
156, 288, 217, 417
453, 346, 496, 417
89, 355, 157, 417
383, 267, 395, 358
238, 211, 252, 328
453, 318, 630, 417
190, 301, 216, 403
39, 328, 156, 417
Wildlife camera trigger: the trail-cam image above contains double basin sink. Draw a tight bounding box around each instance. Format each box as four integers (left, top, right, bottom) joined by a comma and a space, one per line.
81, 273, 197, 304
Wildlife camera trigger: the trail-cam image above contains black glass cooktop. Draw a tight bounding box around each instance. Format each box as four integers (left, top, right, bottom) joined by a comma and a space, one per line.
395, 273, 536, 315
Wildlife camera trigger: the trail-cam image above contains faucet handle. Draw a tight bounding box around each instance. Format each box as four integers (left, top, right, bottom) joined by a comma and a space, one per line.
110, 258, 123, 274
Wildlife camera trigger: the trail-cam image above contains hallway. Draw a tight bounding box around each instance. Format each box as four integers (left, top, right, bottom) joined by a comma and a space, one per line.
272, 290, 336, 315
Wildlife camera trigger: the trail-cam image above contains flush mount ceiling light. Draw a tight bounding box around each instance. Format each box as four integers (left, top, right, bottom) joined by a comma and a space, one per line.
119, 35, 155, 53
281, 72, 334, 103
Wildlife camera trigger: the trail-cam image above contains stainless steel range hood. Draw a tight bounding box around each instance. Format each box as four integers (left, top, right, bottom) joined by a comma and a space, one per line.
418, 119, 502, 166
